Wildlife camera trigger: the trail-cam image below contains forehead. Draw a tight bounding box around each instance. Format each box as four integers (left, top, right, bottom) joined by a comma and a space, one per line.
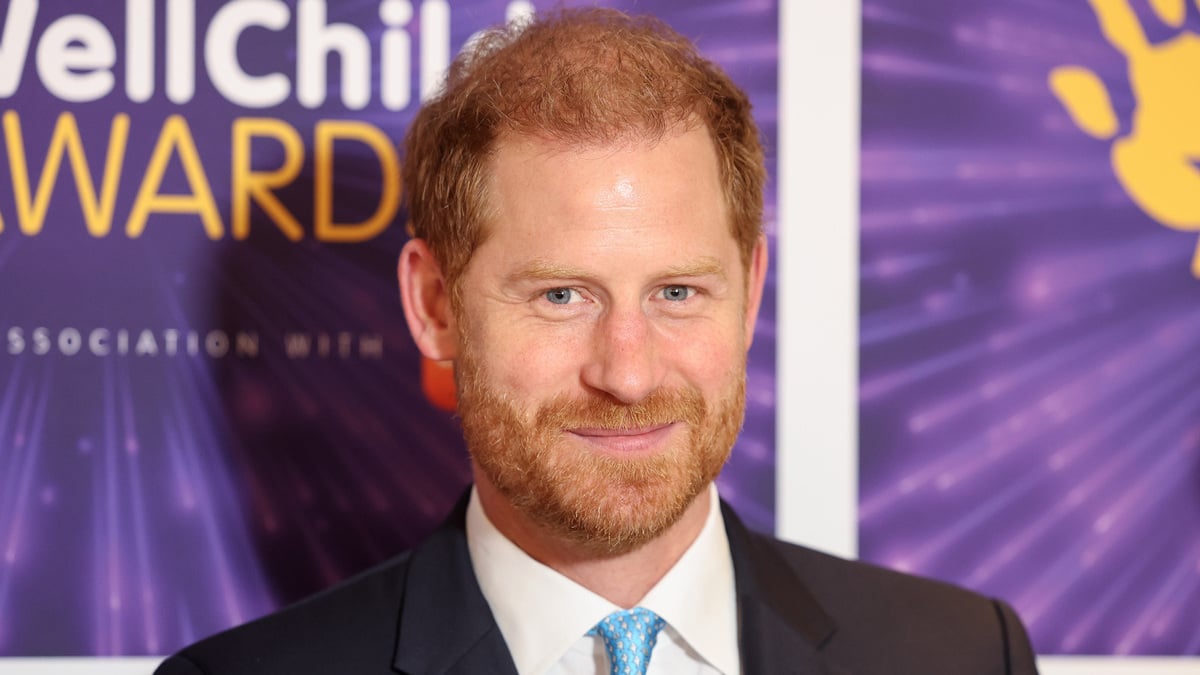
479, 127, 730, 255
490, 123, 715, 174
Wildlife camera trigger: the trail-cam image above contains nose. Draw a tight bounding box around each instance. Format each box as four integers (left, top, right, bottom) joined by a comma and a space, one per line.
580, 302, 664, 405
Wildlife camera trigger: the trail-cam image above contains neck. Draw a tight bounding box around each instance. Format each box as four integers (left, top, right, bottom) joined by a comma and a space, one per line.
474, 471, 712, 608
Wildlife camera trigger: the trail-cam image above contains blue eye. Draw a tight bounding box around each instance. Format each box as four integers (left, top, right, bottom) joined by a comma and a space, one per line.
662, 285, 693, 301
545, 288, 575, 304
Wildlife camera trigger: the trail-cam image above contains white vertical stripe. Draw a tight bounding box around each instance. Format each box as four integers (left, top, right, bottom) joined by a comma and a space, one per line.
775, 0, 861, 558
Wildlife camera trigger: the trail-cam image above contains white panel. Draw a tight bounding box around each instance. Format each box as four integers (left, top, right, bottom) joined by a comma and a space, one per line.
774, 0, 860, 558
1038, 657, 1200, 674
0, 658, 159, 674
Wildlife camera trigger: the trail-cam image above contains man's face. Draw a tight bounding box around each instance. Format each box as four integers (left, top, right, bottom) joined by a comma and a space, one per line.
453, 127, 764, 556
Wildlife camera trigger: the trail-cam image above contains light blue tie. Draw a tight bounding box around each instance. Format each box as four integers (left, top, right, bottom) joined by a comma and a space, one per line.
590, 607, 667, 675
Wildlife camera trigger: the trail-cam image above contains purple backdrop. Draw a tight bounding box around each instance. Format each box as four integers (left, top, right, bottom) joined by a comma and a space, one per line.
860, 0, 1200, 656
0, 0, 778, 656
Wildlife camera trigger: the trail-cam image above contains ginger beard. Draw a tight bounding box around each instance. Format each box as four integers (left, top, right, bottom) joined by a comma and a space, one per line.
456, 346, 747, 557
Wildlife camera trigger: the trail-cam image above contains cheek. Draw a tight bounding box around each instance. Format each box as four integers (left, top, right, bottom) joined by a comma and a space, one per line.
659, 321, 745, 381
480, 322, 592, 392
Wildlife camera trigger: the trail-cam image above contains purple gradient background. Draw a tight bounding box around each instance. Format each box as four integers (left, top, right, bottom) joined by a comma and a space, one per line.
0, 0, 778, 656
860, 0, 1200, 656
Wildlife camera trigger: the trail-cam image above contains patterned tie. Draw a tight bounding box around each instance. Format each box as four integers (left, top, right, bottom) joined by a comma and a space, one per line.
590, 607, 667, 675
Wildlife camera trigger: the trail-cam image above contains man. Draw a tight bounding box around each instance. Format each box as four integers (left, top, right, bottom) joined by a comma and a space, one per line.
157, 8, 1038, 675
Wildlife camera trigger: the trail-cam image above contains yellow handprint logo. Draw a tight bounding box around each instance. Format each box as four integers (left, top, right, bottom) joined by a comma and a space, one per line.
1050, 0, 1200, 277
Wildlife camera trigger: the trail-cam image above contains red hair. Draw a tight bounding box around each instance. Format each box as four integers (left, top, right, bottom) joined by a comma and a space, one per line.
403, 7, 765, 296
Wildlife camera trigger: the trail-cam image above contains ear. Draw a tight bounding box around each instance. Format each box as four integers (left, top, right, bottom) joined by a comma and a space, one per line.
398, 238, 458, 361
743, 234, 769, 349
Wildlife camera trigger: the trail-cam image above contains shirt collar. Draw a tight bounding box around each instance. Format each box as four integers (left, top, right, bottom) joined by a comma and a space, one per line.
466, 484, 739, 675
640, 484, 739, 675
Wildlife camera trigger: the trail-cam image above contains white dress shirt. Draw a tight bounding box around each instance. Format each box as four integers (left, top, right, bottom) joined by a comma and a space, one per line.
466, 484, 741, 675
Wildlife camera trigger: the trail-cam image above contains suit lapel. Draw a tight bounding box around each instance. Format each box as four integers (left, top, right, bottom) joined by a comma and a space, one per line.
722, 502, 850, 675
392, 496, 519, 675
390, 495, 846, 675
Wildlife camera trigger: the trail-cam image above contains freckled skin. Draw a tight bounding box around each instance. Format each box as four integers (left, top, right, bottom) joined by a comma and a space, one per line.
466, 129, 754, 411
400, 125, 768, 605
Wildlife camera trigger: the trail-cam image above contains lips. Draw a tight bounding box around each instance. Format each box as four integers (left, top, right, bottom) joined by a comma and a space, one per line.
567, 422, 677, 455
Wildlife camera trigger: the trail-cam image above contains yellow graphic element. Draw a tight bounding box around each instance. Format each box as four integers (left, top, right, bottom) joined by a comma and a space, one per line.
0, 113, 401, 242
1151, 0, 1188, 27
1049, 68, 1119, 139
127, 114, 225, 239
313, 120, 401, 243
1050, 0, 1200, 277
232, 118, 306, 241
2, 111, 129, 236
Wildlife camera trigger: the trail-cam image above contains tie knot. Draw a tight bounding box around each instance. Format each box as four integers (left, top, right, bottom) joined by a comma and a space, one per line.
591, 607, 666, 675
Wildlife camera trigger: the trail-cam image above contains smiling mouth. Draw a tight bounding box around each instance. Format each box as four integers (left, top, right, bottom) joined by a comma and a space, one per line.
567, 423, 677, 454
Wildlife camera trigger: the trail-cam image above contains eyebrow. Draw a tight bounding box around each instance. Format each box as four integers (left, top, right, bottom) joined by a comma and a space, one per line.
507, 261, 589, 283
507, 257, 727, 283
663, 258, 726, 279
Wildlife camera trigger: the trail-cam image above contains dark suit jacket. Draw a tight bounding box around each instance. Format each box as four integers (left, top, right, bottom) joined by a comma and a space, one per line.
156, 499, 1038, 674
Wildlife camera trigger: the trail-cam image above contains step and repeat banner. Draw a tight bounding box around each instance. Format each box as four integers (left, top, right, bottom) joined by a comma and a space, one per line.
3, 0, 1198, 671
0, 0, 779, 660
859, 0, 1200, 659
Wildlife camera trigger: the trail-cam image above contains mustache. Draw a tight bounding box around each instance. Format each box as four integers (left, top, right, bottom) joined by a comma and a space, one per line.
535, 387, 706, 430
